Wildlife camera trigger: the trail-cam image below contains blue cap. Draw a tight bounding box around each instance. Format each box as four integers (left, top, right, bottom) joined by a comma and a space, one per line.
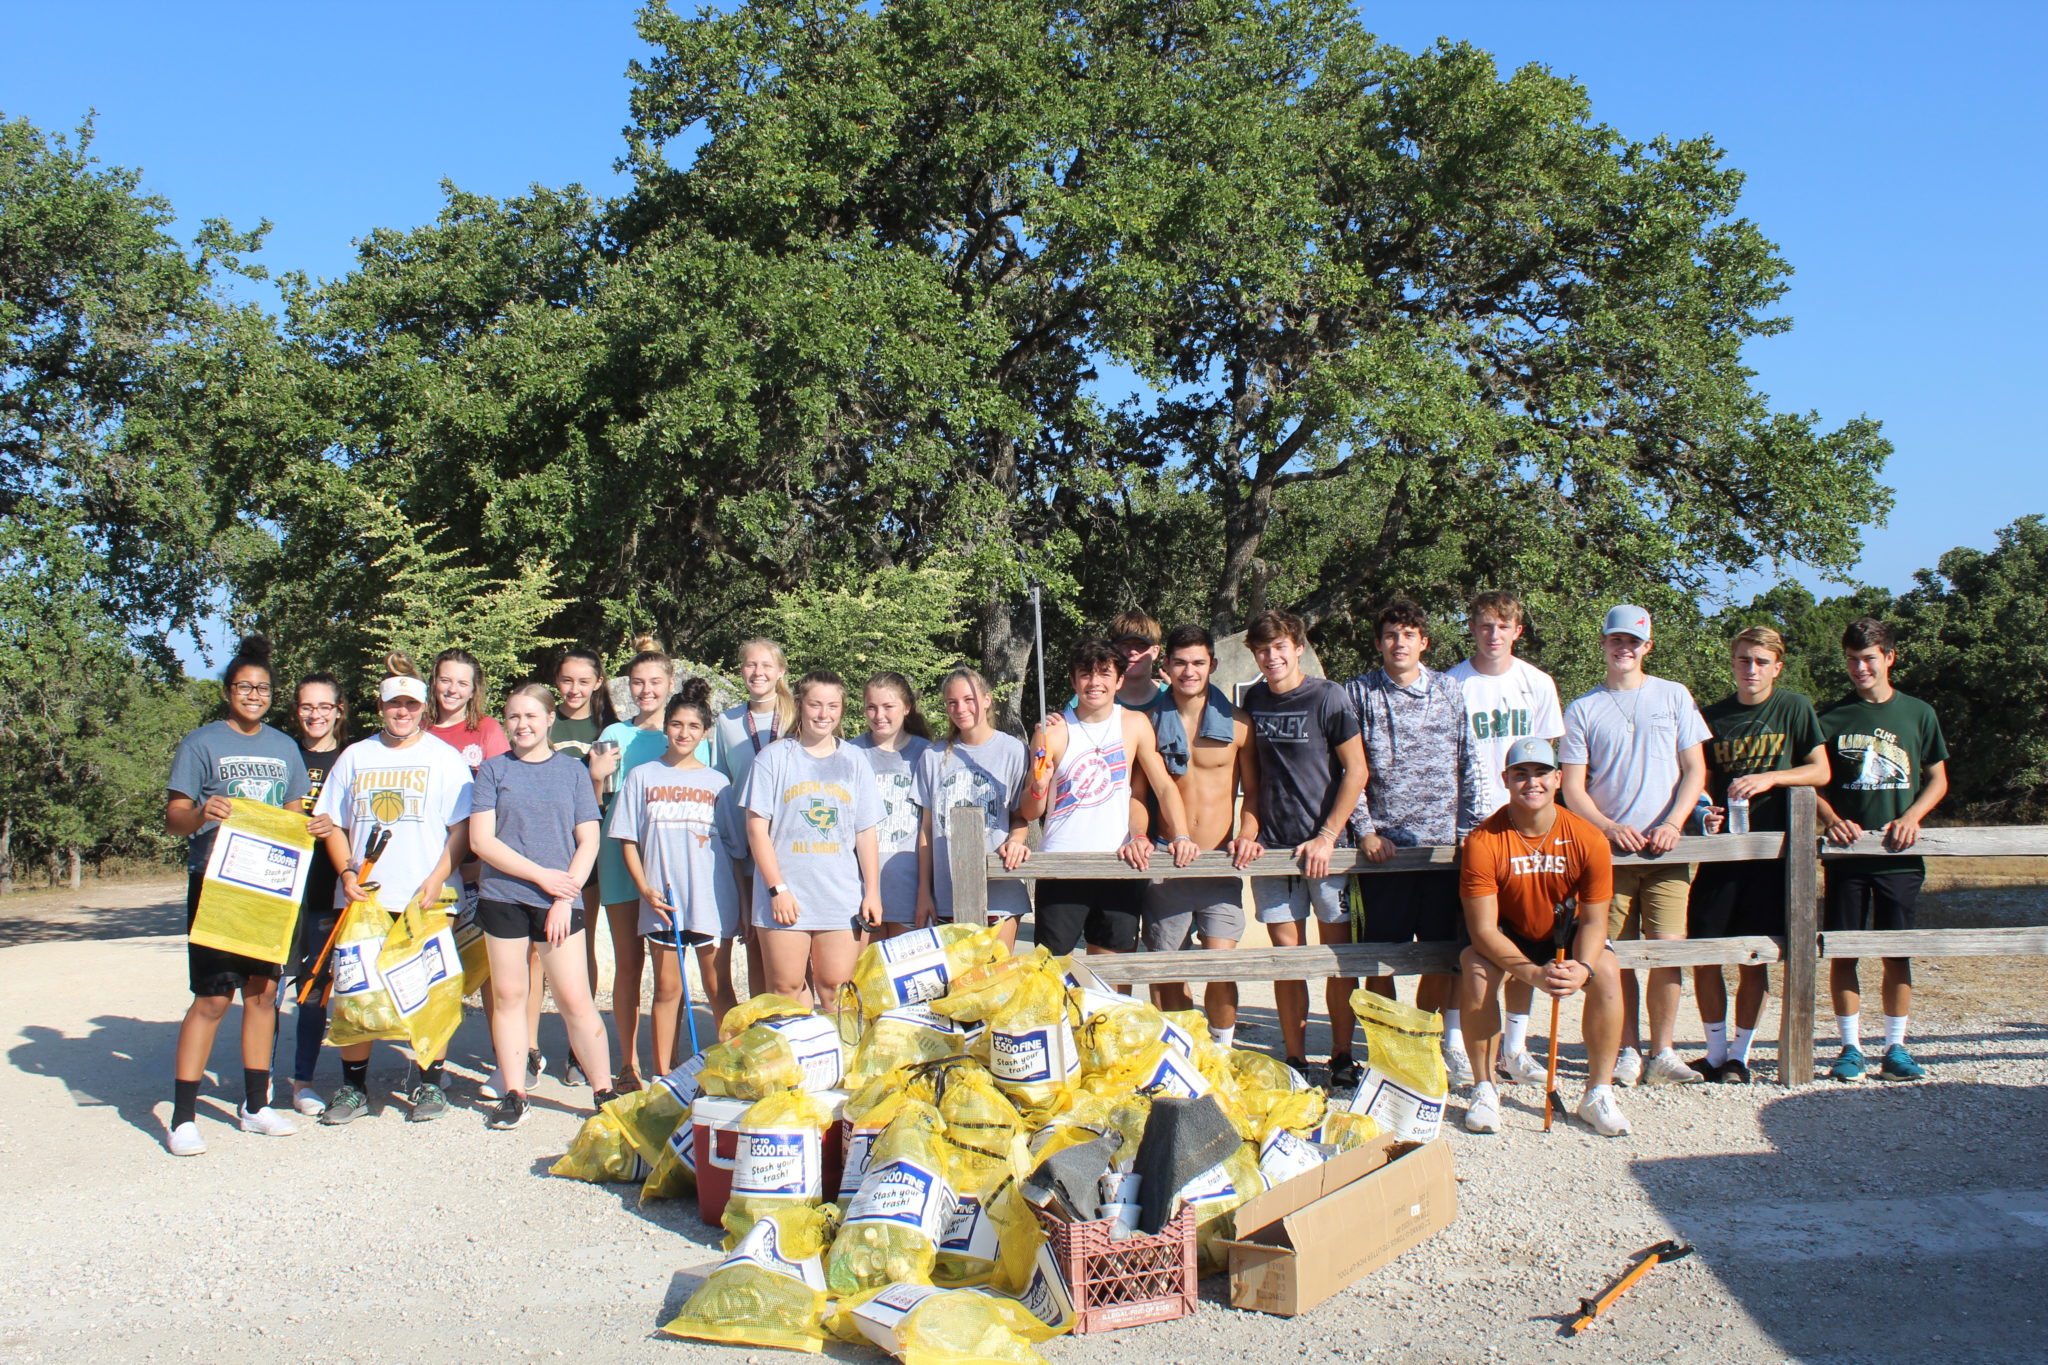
1503, 737, 1557, 770
1601, 604, 1652, 640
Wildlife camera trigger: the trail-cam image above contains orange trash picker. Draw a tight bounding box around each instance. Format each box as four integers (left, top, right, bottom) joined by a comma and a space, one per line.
298, 827, 390, 1004
1568, 1239, 1693, 1333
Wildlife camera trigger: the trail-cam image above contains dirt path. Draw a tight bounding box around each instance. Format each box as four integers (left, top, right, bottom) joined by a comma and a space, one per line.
2, 880, 2044, 1363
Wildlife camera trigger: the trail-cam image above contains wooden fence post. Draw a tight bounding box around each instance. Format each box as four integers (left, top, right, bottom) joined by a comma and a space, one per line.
949, 805, 991, 927
1780, 785, 1819, 1085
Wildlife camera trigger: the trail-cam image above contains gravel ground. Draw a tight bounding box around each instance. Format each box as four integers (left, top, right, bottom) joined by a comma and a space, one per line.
4, 879, 2045, 1364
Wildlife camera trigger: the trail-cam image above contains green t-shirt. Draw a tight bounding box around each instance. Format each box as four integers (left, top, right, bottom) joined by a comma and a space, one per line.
1699, 689, 1825, 831
1818, 689, 1948, 830
548, 711, 605, 764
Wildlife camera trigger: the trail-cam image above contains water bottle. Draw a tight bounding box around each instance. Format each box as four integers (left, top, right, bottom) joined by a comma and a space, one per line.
1694, 792, 1713, 835
1727, 793, 1751, 835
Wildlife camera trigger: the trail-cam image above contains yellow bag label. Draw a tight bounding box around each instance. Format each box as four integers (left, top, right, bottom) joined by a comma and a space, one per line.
376, 903, 465, 1060
189, 798, 315, 964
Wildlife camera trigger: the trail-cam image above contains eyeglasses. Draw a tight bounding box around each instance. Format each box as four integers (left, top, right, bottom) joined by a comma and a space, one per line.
297, 702, 340, 714
231, 683, 274, 697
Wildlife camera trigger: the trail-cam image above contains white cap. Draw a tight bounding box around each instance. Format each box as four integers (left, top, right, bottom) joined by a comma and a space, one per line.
1601, 604, 1652, 640
379, 676, 428, 704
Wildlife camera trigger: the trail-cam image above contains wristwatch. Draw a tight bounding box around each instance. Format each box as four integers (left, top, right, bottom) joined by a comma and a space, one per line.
768, 882, 790, 898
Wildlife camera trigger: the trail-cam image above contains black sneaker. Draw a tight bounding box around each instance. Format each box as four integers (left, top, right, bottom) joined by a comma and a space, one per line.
1687, 1056, 1725, 1082
525, 1049, 546, 1091
1716, 1058, 1752, 1085
487, 1092, 529, 1130
590, 1087, 621, 1111
321, 1084, 370, 1126
1327, 1054, 1362, 1090
408, 1081, 449, 1123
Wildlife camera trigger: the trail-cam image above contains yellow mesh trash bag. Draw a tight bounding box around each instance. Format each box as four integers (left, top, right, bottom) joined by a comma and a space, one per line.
843, 923, 1008, 1019
844, 1004, 971, 1089
660, 1204, 839, 1353
924, 1062, 1034, 1290
946, 954, 1076, 1123
700, 1013, 845, 1099
836, 1283, 1049, 1365
324, 894, 409, 1047
1230, 1048, 1311, 1094
374, 899, 466, 1062
639, 1104, 697, 1202
720, 992, 814, 1041
550, 1109, 649, 1183
604, 1081, 694, 1165
1241, 1085, 1328, 1144
1348, 989, 1450, 1141
188, 797, 315, 964
1180, 1142, 1267, 1273
828, 1101, 954, 1294
721, 1089, 834, 1247
930, 950, 1045, 1024
1312, 1108, 1383, 1151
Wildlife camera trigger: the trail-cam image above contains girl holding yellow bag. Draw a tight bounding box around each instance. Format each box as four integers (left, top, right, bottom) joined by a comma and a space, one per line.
311, 653, 475, 1125
164, 636, 313, 1157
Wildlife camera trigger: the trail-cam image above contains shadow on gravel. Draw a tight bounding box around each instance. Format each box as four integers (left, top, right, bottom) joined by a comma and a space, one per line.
10, 1015, 184, 1140
1633, 1082, 2048, 1364
0, 895, 185, 946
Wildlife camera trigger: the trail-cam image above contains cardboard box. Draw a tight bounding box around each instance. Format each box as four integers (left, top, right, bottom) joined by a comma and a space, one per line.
1220, 1135, 1457, 1317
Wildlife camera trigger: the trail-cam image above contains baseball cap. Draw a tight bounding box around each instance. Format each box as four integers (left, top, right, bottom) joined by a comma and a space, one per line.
1601, 604, 1652, 641
380, 676, 428, 704
1503, 736, 1557, 771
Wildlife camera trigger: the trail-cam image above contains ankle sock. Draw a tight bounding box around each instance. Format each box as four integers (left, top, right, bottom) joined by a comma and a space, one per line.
1441, 1010, 1464, 1051
1836, 1013, 1861, 1050
1704, 1022, 1728, 1066
172, 1078, 200, 1128
1584, 1083, 1613, 1103
1884, 1015, 1909, 1048
1502, 1013, 1530, 1055
421, 1059, 446, 1087
343, 1059, 368, 1090
243, 1068, 270, 1113
1730, 1026, 1756, 1065
1212, 1026, 1236, 1050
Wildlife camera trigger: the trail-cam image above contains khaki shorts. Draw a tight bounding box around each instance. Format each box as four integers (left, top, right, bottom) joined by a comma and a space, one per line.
1607, 863, 1695, 940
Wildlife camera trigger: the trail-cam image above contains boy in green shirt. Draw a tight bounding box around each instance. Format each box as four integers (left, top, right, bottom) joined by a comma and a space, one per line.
1815, 617, 1949, 1083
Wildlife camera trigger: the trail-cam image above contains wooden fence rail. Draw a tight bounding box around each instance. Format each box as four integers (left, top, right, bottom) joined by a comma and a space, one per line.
947, 786, 2046, 1086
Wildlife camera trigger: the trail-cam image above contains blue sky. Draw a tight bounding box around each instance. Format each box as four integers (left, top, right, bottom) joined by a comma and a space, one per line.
5, 1, 2041, 600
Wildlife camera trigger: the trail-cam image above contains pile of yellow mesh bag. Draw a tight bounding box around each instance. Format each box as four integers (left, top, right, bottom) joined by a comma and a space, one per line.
554, 931, 1388, 1362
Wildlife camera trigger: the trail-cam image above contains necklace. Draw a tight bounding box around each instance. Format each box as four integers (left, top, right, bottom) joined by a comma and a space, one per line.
1605, 685, 1642, 734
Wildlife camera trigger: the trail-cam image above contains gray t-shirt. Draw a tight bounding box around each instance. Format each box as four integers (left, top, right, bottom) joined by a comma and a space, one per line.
1560, 676, 1712, 833
911, 733, 1031, 920
607, 760, 747, 940
472, 751, 603, 907
850, 734, 933, 924
742, 738, 882, 932
167, 721, 311, 871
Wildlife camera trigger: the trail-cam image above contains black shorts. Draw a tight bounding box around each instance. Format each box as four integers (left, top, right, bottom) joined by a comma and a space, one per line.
1459, 903, 1576, 968
1688, 860, 1788, 938
186, 870, 284, 998
1823, 860, 1924, 934
1360, 869, 1461, 944
477, 896, 586, 943
1034, 879, 1141, 955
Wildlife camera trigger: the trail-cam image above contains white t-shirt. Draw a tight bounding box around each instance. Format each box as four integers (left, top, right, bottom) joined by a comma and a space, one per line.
1448, 657, 1565, 815
1560, 676, 1711, 834
312, 732, 476, 910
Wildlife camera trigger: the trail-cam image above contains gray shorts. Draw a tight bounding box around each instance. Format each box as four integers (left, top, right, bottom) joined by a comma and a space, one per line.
1140, 877, 1247, 951
1253, 873, 1350, 925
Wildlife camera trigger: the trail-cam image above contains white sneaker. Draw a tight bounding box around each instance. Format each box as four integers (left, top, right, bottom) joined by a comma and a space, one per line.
291, 1084, 327, 1117
238, 1105, 299, 1137
479, 1073, 506, 1101
1502, 1049, 1549, 1085
1443, 1046, 1476, 1088
1576, 1087, 1632, 1137
1643, 1047, 1705, 1086
167, 1121, 207, 1157
1464, 1081, 1501, 1134
1614, 1047, 1644, 1087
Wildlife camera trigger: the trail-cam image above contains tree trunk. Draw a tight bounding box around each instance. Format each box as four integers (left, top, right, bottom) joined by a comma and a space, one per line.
0, 812, 12, 897
1210, 476, 1275, 635
67, 846, 82, 891
978, 591, 1039, 735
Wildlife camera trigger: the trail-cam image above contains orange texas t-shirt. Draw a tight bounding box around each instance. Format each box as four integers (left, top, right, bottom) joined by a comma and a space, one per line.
1458, 805, 1614, 941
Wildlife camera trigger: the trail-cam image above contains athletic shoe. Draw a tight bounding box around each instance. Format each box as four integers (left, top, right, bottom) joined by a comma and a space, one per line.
590, 1087, 621, 1111
167, 1121, 207, 1157
1464, 1081, 1501, 1134
1879, 1044, 1926, 1082
478, 1073, 506, 1101
1442, 1047, 1476, 1088
1644, 1048, 1703, 1086
238, 1105, 300, 1137
322, 1084, 370, 1125
566, 1062, 588, 1087
487, 1093, 530, 1130
525, 1049, 547, 1091
1576, 1089, 1632, 1137
407, 1082, 450, 1122
1828, 1045, 1867, 1082
1327, 1054, 1362, 1090
1501, 1049, 1549, 1085
291, 1083, 327, 1117
1687, 1057, 1724, 1082
1614, 1047, 1643, 1087
1716, 1058, 1752, 1085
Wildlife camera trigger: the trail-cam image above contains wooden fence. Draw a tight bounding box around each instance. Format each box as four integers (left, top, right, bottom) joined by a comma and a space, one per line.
944, 787, 2048, 1085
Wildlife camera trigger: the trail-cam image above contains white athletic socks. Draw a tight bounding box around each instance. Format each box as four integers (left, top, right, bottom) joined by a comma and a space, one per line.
1730, 1026, 1756, 1065
1584, 1083, 1614, 1103
1502, 1013, 1530, 1055
1704, 1021, 1729, 1066
1836, 1013, 1862, 1050
1442, 1010, 1464, 1051
1884, 1015, 1909, 1047
1213, 1026, 1236, 1050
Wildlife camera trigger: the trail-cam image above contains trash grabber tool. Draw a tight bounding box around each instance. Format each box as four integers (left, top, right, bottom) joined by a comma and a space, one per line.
665, 885, 703, 1059
1543, 945, 1565, 1131
1568, 1239, 1693, 1333
302, 827, 388, 1004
